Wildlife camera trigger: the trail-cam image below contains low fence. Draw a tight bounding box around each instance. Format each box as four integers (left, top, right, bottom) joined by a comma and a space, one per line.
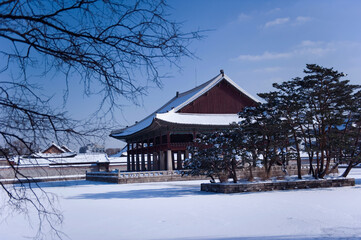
0, 163, 338, 185
86, 170, 207, 184
87, 165, 338, 184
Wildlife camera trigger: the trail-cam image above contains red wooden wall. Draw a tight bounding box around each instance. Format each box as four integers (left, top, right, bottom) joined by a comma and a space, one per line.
178, 79, 257, 114
43, 145, 64, 154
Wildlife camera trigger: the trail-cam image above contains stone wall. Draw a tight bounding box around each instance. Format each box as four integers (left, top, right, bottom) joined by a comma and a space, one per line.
86, 165, 339, 184
86, 170, 207, 184
0, 163, 125, 181
201, 178, 355, 193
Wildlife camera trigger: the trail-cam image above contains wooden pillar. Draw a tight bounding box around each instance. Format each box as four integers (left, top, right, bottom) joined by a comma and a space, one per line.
136, 142, 140, 171
158, 132, 163, 170
185, 149, 190, 160
147, 139, 151, 170
126, 143, 130, 172
171, 151, 175, 170
141, 142, 146, 171
177, 151, 182, 170
154, 135, 158, 170
147, 152, 152, 170
167, 132, 170, 149
131, 143, 135, 171
153, 152, 158, 170
159, 151, 165, 170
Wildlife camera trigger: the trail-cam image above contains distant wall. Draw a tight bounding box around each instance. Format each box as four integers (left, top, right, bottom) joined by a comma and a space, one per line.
0, 163, 127, 180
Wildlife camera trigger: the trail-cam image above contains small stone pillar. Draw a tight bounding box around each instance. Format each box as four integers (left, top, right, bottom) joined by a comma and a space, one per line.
167, 150, 173, 171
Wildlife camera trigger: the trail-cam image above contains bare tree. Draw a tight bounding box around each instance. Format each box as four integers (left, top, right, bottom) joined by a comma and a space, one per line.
0, 0, 202, 239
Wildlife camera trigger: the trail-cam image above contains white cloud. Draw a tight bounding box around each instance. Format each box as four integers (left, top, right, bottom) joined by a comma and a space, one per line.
253, 67, 282, 73
267, 8, 281, 14
235, 51, 292, 61
295, 16, 312, 24
296, 46, 333, 56
263, 16, 312, 28
264, 17, 290, 28
299, 40, 324, 47
237, 13, 250, 22
233, 41, 336, 62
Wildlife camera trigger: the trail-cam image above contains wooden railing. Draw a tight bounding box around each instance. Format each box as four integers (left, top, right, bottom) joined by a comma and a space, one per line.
87, 170, 186, 179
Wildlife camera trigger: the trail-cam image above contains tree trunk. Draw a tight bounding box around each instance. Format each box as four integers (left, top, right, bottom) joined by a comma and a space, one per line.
248, 165, 254, 181
293, 131, 302, 179
308, 152, 314, 176
328, 162, 339, 175
341, 162, 353, 177
231, 158, 238, 183
315, 152, 320, 179
320, 156, 330, 178
266, 163, 272, 179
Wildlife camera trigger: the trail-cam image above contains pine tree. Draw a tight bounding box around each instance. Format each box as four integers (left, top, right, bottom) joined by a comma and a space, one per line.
184, 124, 242, 183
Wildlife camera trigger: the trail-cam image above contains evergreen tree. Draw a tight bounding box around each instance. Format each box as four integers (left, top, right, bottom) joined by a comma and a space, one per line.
184, 124, 242, 183
186, 64, 361, 181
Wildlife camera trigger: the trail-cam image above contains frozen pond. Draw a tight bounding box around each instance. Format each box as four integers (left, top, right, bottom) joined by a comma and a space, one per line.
1, 168, 361, 240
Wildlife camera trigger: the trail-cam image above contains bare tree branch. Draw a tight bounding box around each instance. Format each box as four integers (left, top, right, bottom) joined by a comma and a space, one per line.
0, 0, 203, 239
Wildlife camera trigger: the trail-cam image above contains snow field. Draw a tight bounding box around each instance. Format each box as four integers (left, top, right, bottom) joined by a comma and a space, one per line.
0, 169, 361, 240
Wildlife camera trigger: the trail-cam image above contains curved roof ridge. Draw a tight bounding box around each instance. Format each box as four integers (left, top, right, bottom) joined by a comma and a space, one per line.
170, 73, 259, 113
110, 72, 259, 139
110, 73, 222, 137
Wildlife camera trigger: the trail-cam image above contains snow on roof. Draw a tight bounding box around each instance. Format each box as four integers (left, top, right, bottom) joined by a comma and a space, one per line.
18, 153, 109, 166
111, 72, 258, 138
42, 142, 66, 153
61, 145, 72, 152
111, 76, 216, 138
109, 145, 128, 157
108, 156, 127, 163
31, 152, 77, 158
42, 142, 73, 154
156, 112, 241, 125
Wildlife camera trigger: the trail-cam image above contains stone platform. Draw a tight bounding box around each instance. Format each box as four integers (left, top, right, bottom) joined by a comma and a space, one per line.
86, 170, 207, 184
201, 178, 355, 193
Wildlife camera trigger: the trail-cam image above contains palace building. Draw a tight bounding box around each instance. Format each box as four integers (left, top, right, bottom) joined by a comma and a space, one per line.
110, 70, 259, 172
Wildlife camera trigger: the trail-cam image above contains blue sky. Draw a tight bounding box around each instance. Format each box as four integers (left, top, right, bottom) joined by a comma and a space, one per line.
104, 0, 361, 148
57, 0, 361, 148
3, 0, 361, 149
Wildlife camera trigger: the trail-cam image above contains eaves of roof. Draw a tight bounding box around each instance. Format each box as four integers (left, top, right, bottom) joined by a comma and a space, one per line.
110, 72, 259, 140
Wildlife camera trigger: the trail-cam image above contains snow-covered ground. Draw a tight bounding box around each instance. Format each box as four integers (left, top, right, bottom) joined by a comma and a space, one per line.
1, 169, 361, 240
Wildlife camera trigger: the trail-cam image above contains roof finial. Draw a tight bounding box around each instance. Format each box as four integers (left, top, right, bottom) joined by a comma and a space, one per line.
220, 69, 224, 77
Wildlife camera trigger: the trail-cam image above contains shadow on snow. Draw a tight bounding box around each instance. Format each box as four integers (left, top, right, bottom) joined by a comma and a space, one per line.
155, 235, 361, 240
68, 186, 215, 200
20, 180, 112, 189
